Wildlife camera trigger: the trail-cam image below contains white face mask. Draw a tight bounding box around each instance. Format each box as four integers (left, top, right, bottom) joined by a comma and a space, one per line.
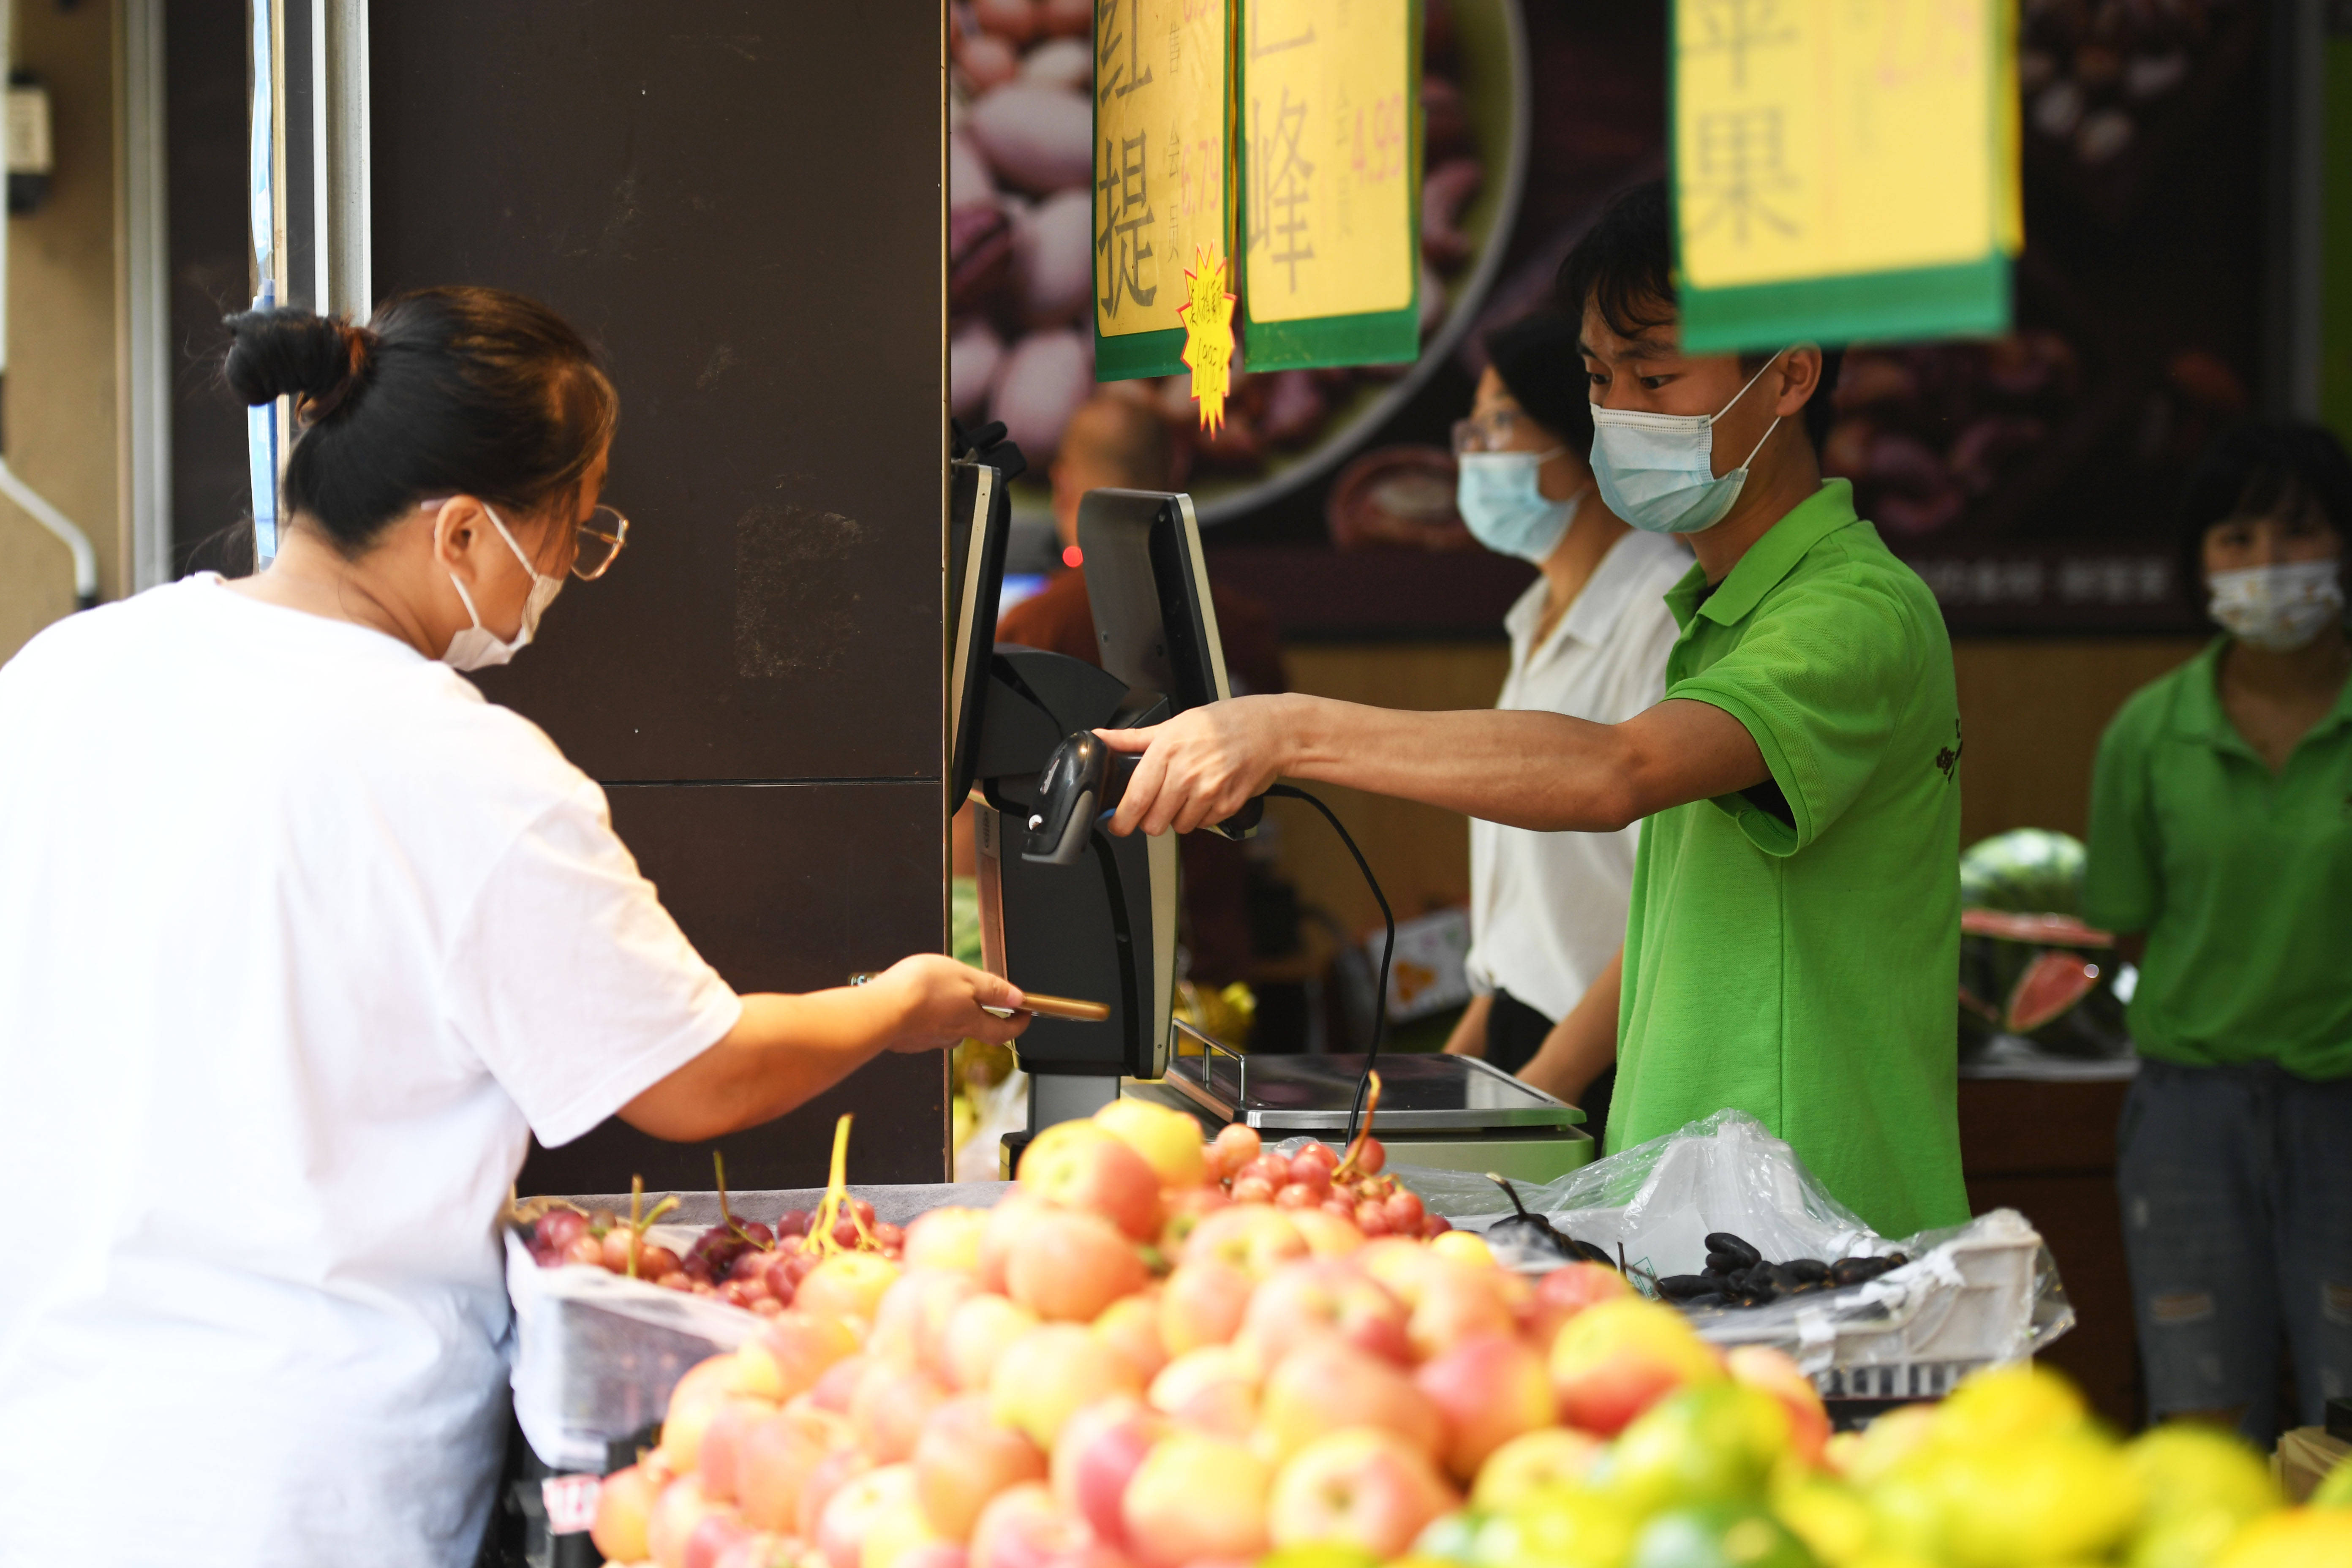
1587, 352, 1787, 535
442, 504, 564, 671
2207, 560, 2345, 653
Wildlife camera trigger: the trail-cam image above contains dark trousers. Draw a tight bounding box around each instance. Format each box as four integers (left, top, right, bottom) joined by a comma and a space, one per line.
1489, 987, 1614, 1147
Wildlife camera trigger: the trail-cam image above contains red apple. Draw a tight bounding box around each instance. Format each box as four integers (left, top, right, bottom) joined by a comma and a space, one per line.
1007, 1206, 1149, 1321
1289, 1209, 1367, 1259
1406, 1260, 1518, 1359
1018, 1122, 1164, 1240
969, 1482, 1124, 1568
1179, 1205, 1307, 1281
798, 1447, 874, 1541
650, 1475, 734, 1568
1092, 1290, 1168, 1383
1527, 1261, 1633, 1343
698, 1396, 778, 1502
592, 1462, 660, 1564
685, 1512, 758, 1568
852, 1360, 950, 1463
871, 1269, 980, 1376
1092, 1098, 1210, 1188
1050, 1396, 1165, 1546
1240, 1258, 1410, 1369
1145, 1345, 1258, 1437
818, 1464, 918, 1568
1257, 1338, 1441, 1462
1266, 1429, 1457, 1559
1548, 1297, 1725, 1437
1210, 1123, 1260, 1175
1413, 1330, 1557, 1481
712, 1530, 792, 1568
1156, 1184, 1230, 1252
800, 1253, 904, 1325
892, 1544, 970, 1568
1467, 1426, 1605, 1511
737, 1405, 846, 1533
980, 1193, 1054, 1293
1727, 1344, 1831, 1467
989, 1323, 1146, 1448
812, 1355, 866, 1414
740, 1311, 862, 1402
1158, 1259, 1253, 1356
1121, 1431, 1273, 1568
944, 1292, 1041, 1392
904, 1206, 993, 1274
914, 1394, 1049, 1541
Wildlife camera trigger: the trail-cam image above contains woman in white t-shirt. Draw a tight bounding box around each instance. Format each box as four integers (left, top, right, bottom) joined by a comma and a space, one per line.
0, 289, 1025, 1568
1439, 313, 1685, 1142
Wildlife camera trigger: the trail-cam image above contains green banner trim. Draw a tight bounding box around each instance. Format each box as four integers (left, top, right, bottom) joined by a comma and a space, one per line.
1677, 254, 2012, 354
1096, 324, 1190, 383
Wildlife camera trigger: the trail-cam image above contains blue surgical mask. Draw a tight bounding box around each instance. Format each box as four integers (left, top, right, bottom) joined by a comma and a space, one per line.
1456, 448, 1583, 564
1589, 352, 1786, 535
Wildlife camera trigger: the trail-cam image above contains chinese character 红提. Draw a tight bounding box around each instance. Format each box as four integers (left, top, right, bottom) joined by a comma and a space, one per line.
1098, 129, 1157, 315
1097, 0, 1155, 101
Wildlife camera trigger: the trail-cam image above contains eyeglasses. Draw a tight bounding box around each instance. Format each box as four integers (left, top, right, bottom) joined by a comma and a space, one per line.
1451, 408, 1533, 455
572, 505, 629, 581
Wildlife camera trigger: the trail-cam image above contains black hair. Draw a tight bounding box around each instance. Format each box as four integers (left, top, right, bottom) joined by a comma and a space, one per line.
223, 286, 617, 556
1483, 313, 1592, 458
1554, 180, 1844, 456
2174, 418, 2352, 607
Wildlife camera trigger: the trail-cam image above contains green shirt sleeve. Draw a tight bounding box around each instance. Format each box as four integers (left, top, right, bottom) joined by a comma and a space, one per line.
1667, 574, 1915, 858
2083, 705, 2161, 935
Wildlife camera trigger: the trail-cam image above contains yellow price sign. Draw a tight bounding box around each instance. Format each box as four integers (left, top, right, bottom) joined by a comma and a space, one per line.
1179, 245, 1237, 432
1241, 0, 1416, 326
1094, 0, 1232, 377
1676, 0, 2004, 289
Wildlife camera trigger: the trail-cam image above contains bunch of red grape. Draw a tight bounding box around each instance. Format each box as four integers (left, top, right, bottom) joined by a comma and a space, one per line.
528, 1199, 905, 1313
1200, 1122, 1449, 1240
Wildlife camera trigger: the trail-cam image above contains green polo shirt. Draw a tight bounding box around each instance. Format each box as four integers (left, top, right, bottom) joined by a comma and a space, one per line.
1613, 480, 1968, 1240
2083, 642, 2352, 1080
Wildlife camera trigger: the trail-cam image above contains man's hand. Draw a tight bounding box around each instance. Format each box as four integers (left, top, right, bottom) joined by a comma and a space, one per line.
1098, 694, 1297, 837
868, 954, 1028, 1053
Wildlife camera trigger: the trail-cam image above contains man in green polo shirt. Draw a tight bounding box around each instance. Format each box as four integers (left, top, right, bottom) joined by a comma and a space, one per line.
1100, 181, 1968, 1239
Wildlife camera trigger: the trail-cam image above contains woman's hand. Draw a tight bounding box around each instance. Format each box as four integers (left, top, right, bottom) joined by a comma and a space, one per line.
1099, 694, 1298, 836
868, 954, 1029, 1052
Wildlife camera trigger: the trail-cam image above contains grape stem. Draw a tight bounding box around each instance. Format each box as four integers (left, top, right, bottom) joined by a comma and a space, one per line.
713, 1151, 771, 1252
621, 1175, 679, 1279
1331, 1070, 1384, 1181
808, 1113, 879, 1257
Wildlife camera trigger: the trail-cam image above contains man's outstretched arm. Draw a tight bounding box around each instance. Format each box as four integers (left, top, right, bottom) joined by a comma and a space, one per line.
1100, 692, 1769, 837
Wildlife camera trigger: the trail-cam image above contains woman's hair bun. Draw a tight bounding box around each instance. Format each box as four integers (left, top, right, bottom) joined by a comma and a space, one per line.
223, 306, 371, 421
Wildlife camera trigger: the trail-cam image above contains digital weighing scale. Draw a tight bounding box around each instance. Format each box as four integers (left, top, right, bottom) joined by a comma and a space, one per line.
1130, 1024, 1596, 1185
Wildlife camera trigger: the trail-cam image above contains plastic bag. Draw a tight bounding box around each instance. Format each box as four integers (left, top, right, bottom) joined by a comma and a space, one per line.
1407, 1109, 2076, 1379
505, 1228, 761, 1472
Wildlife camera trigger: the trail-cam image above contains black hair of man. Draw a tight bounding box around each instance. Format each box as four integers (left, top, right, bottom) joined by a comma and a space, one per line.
2173, 418, 2352, 615
1554, 180, 1844, 456
1484, 313, 1594, 459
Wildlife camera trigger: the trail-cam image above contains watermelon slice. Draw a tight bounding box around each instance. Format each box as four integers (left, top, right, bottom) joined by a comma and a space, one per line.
2004, 949, 2104, 1034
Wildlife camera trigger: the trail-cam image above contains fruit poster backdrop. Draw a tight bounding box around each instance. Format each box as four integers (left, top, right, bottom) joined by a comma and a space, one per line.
950, 0, 2269, 634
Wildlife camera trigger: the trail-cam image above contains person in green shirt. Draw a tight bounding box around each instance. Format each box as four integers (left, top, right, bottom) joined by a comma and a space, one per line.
1097, 182, 1969, 1240
2084, 419, 2352, 1444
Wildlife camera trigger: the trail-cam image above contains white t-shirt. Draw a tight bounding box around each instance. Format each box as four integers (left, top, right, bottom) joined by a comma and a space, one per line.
1465, 530, 1687, 1024
0, 578, 743, 1568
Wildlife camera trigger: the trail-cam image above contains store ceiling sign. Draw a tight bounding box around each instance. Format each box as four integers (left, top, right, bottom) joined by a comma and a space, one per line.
1671, 0, 2022, 353
1237, 0, 1422, 371
1093, 0, 1234, 382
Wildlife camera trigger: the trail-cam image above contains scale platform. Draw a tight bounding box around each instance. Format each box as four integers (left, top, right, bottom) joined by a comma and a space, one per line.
1136, 1024, 1595, 1185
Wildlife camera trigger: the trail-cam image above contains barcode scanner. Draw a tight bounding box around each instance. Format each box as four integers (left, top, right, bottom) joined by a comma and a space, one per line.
1020, 729, 1263, 866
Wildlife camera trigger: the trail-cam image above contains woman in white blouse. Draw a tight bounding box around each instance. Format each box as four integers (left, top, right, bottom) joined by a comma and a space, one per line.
0, 289, 1024, 1568
1440, 313, 1685, 1141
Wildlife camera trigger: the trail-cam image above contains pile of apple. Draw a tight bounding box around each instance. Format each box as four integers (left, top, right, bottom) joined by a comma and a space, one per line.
585, 1091, 2349, 1568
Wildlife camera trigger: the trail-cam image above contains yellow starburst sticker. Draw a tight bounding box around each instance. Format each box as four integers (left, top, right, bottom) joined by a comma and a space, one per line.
1178, 245, 1236, 436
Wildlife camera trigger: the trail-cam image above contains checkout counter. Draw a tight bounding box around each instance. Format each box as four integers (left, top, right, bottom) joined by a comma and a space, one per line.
949, 462, 1594, 1184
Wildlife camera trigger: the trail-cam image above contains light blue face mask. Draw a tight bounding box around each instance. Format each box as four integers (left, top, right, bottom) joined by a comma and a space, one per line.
1589, 352, 1786, 535
1456, 448, 1583, 564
